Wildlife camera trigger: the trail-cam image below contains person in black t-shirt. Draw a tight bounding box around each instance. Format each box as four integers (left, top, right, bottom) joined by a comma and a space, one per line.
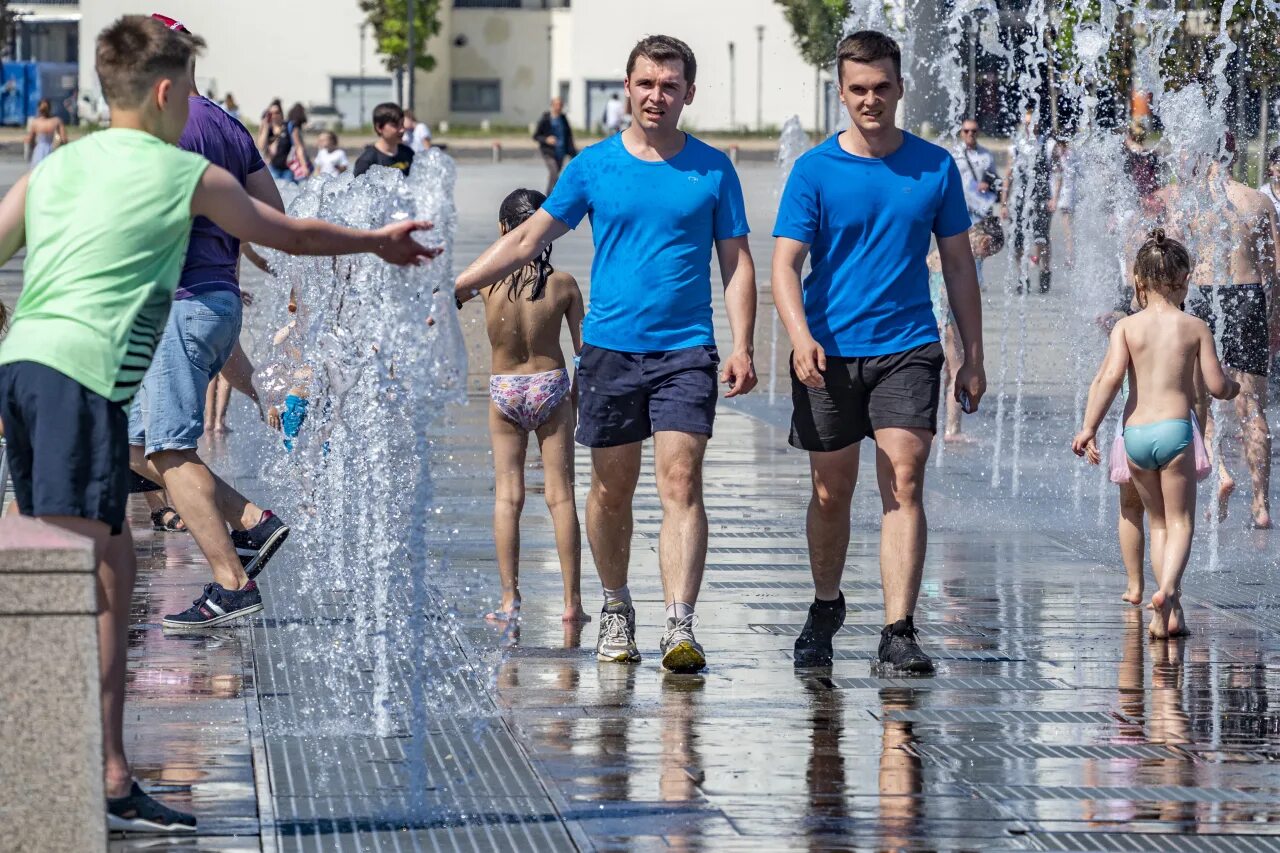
353, 102, 414, 178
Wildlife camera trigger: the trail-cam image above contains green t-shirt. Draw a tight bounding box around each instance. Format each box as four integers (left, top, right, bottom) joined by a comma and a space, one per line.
0, 128, 209, 403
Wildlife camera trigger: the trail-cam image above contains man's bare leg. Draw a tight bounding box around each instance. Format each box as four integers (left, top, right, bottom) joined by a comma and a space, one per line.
130, 446, 252, 591
653, 431, 709, 608
1201, 406, 1237, 520
586, 442, 642, 591
1234, 371, 1272, 528
874, 428, 932, 623
806, 444, 860, 600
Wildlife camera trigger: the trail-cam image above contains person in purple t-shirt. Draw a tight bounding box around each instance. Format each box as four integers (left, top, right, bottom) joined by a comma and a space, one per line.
127, 14, 293, 627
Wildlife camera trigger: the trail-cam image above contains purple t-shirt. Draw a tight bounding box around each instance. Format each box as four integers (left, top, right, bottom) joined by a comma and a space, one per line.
175, 96, 265, 299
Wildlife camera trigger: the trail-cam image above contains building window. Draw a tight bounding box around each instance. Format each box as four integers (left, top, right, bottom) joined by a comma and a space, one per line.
451, 80, 501, 113
454, 0, 521, 8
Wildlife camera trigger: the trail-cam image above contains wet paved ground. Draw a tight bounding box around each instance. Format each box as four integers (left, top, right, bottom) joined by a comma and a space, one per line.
1, 156, 1276, 849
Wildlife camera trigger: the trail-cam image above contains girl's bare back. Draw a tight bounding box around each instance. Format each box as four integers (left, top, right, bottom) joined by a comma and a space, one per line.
483, 270, 582, 375
1118, 309, 1210, 426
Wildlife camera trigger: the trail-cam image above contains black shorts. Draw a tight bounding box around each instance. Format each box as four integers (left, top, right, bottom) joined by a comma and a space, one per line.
1188, 284, 1270, 377
0, 361, 130, 534
1012, 201, 1051, 256
790, 342, 944, 452
576, 344, 719, 448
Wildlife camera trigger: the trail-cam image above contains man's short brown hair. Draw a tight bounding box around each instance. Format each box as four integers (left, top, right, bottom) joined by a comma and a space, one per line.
626, 35, 697, 86
836, 30, 901, 82
95, 16, 204, 109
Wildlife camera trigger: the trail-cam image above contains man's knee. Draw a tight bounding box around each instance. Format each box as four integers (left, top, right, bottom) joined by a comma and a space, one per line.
811, 472, 855, 513
657, 463, 703, 509
149, 447, 200, 473
882, 462, 926, 510
591, 470, 637, 512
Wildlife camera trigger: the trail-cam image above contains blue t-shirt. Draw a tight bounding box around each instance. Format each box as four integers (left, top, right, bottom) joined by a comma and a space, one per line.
773, 132, 971, 357
175, 95, 266, 300
542, 133, 750, 353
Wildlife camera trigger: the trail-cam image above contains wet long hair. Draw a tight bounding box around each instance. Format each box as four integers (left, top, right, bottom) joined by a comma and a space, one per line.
1133, 227, 1191, 309
498, 188, 554, 302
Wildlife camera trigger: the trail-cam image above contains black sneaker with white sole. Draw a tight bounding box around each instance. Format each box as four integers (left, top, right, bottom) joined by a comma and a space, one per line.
231, 510, 289, 579
107, 781, 196, 834
794, 593, 845, 668
162, 581, 263, 628
874, 616, 935, 675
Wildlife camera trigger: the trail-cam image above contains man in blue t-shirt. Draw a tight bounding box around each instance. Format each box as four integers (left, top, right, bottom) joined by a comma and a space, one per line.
772, 30, 986, 675
456, 35, 758, 674
128, 15, 292, 630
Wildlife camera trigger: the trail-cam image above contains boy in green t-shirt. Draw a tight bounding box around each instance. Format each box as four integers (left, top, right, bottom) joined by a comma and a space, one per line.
0, 16, 438, 834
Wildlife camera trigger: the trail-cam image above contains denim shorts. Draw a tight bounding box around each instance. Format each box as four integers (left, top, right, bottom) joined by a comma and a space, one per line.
575, 344, 719, 448
129, 290, 242, 455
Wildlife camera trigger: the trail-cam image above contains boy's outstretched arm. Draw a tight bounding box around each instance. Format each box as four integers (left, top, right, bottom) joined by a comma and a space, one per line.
1197, 322, 1240, 400
0, 174, 29, 266
1073, 321, 1130, 457
192, 165, 437, 265
455, 209, 569, 305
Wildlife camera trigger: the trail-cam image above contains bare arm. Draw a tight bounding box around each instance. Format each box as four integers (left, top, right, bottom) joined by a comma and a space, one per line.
716, 235, 758, 397
1198, 322, 1240, 400
192, 165, 435, 264
937, 231, 987, 409
291, 126, 310, 171
566, 278, 584, 356
0, 174, 28, 266
771, 236, 825, 388
245, 167, 286, 213
1078, 323, 1131, 440
455, 209, 569, 304
55, 119, 67, 146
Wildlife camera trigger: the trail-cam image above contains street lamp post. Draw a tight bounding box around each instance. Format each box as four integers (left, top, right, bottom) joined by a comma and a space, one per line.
359, 21, 368, 127
756, 25, 764, 131
728, 41, 736, 130
406, 0, 416, 112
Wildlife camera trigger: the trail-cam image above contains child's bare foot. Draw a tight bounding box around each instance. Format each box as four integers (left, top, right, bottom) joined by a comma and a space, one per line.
944, 432, 977, 445
1251, 502, 1271, 529
1121, 584, 1144, 607
1166, 595, 1189, 637
1148, 589, 1172, 639
1214, 472, 1236, 522
485, 596, 521, 623
561, 604, 591, 624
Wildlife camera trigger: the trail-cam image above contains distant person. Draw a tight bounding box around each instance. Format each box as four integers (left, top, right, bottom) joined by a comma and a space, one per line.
353, 102, 414, 177
950, 117, 997, 221
1074, 229, 1240, 638
458, 188, 589, 626
1050, 135, 1079, 261
221, 91, 240, 121
1001, 109, 1054, 293
402, 109, 432, 154
26, 99, 67, 167
533, 96, 577, 194
264, 102, 309, 182
258, 102, 285, 173
313, 130, 349, 176
1258, 145, 1280, 218
1123, 124, 1160, 204
603, 93, 625, 135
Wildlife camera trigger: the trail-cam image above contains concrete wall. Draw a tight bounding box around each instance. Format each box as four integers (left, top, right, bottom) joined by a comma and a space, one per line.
448, 7, 552, 127
78, 0, 369, 124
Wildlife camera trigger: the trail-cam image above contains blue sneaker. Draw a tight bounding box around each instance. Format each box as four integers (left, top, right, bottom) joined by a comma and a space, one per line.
230, 511, 290, 579
162, 582, 262, 628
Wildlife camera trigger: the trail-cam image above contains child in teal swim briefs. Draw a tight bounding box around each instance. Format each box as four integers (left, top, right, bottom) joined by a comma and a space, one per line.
1073, 229, 1240, 639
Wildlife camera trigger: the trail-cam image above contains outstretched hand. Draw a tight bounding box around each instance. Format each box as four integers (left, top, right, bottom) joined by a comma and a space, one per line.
954, 362, 986, 413
720, 349, 757, 398
374, 220, 441, 266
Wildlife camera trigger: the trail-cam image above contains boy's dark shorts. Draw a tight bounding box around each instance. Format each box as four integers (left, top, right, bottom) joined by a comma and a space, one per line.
790, 341, 944, 452
0, 361, 130, 534
1188, 284, 1270, 377
576, 344, 719, 448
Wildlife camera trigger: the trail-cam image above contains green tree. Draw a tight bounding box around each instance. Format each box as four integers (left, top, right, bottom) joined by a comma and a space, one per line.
359, 0, 443, 74
775, 0, 849, 70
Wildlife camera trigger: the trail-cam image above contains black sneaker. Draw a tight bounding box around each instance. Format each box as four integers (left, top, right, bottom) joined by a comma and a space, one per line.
875, 617, 935, 675
107, 780, 196, 834
794, 593, 845, 668
162, 581, 263, 628
231, 510, 290, 579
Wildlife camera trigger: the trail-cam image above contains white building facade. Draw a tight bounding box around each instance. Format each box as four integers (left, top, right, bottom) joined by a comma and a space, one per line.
77, 0, 942, 135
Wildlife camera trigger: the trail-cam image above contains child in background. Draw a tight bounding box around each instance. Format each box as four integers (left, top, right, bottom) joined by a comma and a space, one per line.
353, 102, 415, 178
456, 188, 588, 625
1073, 229, 1239, 639
928, 217, 1004, 442
313, 131, 349, 177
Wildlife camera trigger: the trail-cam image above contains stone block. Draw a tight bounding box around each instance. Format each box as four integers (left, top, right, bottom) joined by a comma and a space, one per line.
0, 516, 104, 852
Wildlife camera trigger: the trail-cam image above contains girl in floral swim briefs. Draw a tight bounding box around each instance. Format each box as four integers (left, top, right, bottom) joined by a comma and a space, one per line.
458, 188, 589, 625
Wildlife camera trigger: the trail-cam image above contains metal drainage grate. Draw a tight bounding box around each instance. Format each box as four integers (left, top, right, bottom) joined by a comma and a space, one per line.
838, 650, 1026, 663
705, 563, 812, 572
709, 580, 883, 590
751, 622, 986, 637
708, 546, 810, 554
976, 784, 1278, 804
882, 708, 1110, 724
746, 600, 892, 612
832, 676, 1071, 692
1030, 831, 1280, 852
910, 742, 1175, 761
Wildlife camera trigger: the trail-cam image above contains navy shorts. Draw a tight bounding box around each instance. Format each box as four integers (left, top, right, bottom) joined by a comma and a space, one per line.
790, 342, 944, 452
0, 361, 130, 534
576, 344, 720, 448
